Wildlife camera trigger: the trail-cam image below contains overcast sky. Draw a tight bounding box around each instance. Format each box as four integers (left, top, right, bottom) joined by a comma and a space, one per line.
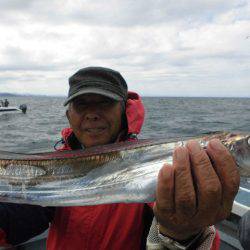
0, 0, 249, 97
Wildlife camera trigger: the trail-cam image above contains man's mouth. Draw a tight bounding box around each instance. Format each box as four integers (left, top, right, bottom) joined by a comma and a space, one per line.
84, 127, 107, 134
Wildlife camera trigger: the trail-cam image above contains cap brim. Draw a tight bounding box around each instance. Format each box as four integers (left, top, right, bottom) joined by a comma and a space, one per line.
63, 87, 122, 106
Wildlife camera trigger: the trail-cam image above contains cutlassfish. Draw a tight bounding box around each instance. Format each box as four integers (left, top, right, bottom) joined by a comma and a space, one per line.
0, 132, 249, 207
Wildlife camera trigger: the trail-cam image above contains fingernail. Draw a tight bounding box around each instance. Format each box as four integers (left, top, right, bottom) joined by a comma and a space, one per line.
161, 164, 173, 180
187, 140, 201, 154
209, 139, 225, 151
174, 147, 187, 161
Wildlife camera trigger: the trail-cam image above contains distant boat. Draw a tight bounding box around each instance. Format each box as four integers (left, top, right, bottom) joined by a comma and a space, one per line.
0, 104, 27, 114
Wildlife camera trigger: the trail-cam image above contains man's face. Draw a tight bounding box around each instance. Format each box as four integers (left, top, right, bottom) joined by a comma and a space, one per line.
66, 93, 123, 148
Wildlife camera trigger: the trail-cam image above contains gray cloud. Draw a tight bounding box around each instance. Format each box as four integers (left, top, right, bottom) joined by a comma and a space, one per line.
0, 0, 246, 27
0, 46, 55, 71
0, 0, 33, 10
0, 0, 249, 97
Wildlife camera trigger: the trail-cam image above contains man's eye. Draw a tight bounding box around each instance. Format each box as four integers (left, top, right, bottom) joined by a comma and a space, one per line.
78, 102, 87, 106
101, 101, 111, 105
101, 100, 117, 105
73, 102, 86, 109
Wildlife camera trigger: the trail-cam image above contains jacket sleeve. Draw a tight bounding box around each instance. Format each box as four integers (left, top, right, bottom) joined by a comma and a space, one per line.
0, 203, 55, 246
146, 216, 220, 250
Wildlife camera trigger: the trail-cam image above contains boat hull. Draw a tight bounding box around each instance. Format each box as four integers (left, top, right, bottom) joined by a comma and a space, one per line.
0, 106, 24, 114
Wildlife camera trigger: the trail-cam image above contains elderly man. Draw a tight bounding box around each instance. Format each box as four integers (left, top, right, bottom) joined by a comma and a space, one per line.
0, 67, 239, 250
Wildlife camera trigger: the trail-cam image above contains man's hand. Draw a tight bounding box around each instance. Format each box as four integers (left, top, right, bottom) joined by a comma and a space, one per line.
153, 139, 240, 240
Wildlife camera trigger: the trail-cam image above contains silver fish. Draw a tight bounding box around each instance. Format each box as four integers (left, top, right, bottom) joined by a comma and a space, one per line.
0, 131, 249, 207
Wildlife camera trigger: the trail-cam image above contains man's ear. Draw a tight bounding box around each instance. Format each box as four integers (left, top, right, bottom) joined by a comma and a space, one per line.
66, 109, 70, 121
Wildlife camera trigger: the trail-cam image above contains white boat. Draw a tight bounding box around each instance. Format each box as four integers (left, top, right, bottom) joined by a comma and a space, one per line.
0, 104, 27, 114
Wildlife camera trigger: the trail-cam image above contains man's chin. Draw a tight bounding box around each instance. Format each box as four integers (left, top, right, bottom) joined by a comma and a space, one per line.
82, 136, 111, 148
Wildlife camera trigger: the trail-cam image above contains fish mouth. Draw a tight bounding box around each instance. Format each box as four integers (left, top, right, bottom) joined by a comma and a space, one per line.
228, 135, 250, 178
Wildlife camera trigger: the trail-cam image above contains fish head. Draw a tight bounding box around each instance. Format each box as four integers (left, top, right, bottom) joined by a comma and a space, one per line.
222, 132, 250, 178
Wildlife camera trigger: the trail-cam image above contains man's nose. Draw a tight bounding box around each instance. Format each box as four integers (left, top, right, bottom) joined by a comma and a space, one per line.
85, 113, 100, 121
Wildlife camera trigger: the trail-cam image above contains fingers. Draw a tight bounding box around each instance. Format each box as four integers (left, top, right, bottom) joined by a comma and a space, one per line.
155, 164, 174, 213
206, 139, 240, 217
186, 140, 222, 216
155, 139, 239, 239
174, 147, 196, 218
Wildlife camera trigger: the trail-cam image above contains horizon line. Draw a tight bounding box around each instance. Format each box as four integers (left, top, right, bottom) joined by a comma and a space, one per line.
0, 93, 249, 98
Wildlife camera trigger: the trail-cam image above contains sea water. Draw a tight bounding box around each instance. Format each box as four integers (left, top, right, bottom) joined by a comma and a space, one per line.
0, 95, 249, 198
